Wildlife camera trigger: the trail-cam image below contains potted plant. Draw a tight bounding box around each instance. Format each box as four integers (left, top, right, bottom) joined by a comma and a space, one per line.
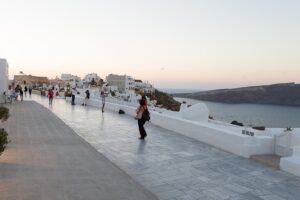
275, 126, 293, 157
284, 127, 293, 132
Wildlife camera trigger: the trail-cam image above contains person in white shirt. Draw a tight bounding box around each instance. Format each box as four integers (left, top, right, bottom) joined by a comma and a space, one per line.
71, 87, 77, 105
6, 86, 13, 103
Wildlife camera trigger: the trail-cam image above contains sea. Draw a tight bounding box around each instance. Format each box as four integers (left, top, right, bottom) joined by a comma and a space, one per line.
159, 88, 300, 128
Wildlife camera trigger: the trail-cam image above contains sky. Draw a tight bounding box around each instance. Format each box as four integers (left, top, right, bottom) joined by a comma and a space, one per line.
0, 0, 299, 90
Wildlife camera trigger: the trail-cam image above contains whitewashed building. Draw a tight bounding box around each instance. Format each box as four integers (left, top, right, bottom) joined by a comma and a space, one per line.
134, 79, 154, 93
60, 73, 83, 88
82, 73, 101, 85
106, 74, 135, 92
0, 58, 9, 103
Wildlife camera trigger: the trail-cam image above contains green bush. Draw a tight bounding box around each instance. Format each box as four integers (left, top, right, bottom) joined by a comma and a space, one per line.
65, 91, 72, 97
0, 106, 9, 122
0, 106, 9, 155
0, 128, 8, 155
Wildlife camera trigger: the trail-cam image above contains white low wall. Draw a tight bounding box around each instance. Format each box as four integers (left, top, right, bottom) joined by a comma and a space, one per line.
151, 112, 273, 158
66, 95, 274, 158
280, 146, 300, 177
279, 132, 300, 177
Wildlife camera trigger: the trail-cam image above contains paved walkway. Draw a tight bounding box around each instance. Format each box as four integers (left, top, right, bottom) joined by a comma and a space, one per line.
24, 95, 300, 200
0, 101, 158, 200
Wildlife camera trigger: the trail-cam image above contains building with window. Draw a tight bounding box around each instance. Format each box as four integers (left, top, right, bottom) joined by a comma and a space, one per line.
60, 74, 82, 88
106, 74, 135, 92
134, 79, 154, 93
82, 73, 101, 85
14, 75, 49, 86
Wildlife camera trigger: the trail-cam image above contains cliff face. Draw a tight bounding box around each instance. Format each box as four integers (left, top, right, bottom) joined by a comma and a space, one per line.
174, 83, 300, 106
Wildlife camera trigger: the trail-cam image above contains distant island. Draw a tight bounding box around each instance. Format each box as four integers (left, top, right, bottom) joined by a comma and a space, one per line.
174, 83, 300, 106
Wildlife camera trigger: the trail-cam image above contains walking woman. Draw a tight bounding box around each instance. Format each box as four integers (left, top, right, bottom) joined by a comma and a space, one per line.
136, 99, 147, 140
82, 89, 90, 106
48, 88, 54, 105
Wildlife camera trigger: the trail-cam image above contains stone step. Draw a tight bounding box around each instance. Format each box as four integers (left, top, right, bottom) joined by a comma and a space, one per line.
250, 154, 281, 170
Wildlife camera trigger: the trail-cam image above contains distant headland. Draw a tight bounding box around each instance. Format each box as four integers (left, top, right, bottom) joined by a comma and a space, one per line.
174, 83, 300, 106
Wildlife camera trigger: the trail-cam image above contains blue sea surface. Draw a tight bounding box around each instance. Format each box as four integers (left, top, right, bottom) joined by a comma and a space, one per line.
175, 97, 300, 128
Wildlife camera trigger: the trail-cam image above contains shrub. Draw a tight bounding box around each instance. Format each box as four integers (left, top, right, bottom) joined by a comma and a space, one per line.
110, 91, 116, 97
0, 106, 9, 122
0, 128, 8, 155
0, 106, 9, 155
285, 127, 293, 132
253, 126, 266, 131
64, 90, 72, 97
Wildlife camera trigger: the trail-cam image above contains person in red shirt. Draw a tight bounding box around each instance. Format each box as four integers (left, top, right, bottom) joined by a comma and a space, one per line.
48, 88, 54, 105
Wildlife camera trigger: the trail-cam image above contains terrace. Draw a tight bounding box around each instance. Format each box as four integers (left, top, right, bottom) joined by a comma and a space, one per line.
1, 95, 300, 199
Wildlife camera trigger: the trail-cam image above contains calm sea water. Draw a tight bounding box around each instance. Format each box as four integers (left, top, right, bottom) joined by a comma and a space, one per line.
175, 97, 300, 128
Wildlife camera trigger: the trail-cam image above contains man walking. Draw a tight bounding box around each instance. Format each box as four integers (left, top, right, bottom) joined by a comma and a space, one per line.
100, 91, 106, 112
28, 85, 32, 96
71, 86, 77, 105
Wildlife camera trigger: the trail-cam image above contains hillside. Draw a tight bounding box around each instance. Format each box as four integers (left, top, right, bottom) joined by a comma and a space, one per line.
174, 83, 300, 106
144, 89, 181, 111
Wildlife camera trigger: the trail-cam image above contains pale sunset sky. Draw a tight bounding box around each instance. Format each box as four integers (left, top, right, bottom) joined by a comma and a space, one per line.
0, 0, 299, 90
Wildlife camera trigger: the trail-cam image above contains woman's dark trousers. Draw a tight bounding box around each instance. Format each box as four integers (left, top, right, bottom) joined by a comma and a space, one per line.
71, 95, 75, 105
138, 119, 147, 138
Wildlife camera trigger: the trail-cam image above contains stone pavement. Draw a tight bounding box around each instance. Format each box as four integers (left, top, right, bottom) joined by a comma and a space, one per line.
0, 101, 159, 200
16, 95, 300, 199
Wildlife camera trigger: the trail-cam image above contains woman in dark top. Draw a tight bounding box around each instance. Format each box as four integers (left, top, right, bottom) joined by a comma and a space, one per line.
19, 87, 24, 101
136, 99, 147, 139
82, 90, 90, 106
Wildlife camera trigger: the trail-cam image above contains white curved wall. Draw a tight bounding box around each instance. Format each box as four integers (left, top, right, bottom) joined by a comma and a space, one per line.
179, 103, 209, 122
280, 133, 300, 177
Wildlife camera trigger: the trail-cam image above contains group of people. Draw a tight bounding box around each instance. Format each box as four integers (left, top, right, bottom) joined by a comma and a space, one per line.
4, 84, 32, 102
71, 87, 106, 113
69, 87, 149, 140
5, 82, 150, 139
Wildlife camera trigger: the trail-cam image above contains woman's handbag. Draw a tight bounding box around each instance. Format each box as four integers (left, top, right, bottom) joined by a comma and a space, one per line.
135, 111, 143, 120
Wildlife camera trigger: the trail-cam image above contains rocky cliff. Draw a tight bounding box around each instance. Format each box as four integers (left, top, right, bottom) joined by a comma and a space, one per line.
174, 83, 300, 106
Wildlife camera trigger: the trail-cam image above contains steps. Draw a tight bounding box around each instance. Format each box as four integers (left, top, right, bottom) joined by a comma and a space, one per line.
251, 154, 281, 170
